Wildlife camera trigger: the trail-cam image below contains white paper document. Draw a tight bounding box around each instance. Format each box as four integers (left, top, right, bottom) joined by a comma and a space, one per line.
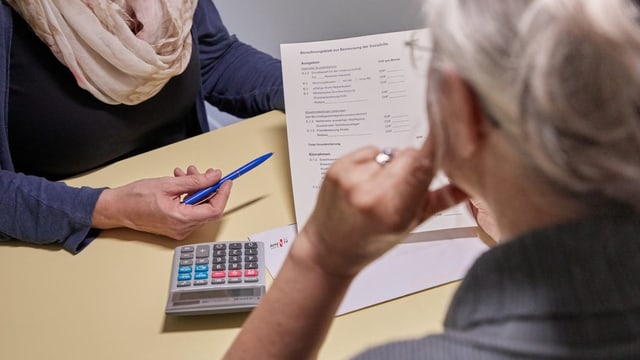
280, 29, 476, 236
274, 30, 490, 315
250, 224, 488, 315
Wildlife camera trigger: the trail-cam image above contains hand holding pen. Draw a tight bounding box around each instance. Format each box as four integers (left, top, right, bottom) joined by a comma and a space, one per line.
182, 152, 273, 205
92, 153, 273, 241
93, 166, 233, 241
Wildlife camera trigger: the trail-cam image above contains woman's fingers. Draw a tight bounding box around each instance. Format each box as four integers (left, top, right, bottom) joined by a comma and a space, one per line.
418, 184, 469, 223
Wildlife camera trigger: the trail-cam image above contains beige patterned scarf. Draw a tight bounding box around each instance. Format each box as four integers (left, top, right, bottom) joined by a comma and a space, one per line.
7, 0, 197, 105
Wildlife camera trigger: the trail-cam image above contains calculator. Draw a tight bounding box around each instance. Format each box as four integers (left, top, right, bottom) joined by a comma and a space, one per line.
165, 241, 266, 315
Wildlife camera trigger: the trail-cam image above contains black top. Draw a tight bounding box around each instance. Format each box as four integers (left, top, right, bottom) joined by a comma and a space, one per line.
8, 13, 201, 180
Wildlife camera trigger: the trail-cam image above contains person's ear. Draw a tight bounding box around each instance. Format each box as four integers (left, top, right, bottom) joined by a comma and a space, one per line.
439, 72, 490, 159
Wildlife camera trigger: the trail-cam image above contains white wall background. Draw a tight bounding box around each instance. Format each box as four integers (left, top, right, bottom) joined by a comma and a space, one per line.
206, 0, 427, 129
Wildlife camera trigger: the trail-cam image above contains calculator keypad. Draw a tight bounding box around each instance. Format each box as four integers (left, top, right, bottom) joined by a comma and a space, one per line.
174, 242, 261, 287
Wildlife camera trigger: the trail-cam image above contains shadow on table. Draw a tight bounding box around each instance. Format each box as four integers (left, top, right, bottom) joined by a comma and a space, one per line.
161, 310, 250, 332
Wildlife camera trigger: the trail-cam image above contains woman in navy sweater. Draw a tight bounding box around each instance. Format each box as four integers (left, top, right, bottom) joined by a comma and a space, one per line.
0, 1, 284, 253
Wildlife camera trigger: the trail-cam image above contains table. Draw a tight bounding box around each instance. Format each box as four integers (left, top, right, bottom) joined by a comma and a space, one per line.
0, 111, 459, 360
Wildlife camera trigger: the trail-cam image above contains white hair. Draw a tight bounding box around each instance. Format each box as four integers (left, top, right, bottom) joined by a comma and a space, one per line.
426, 0, 640, 209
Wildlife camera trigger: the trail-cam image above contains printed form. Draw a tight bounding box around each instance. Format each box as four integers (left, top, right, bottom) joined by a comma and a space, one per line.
267, 31, 489, 314
281, 29, 476, 238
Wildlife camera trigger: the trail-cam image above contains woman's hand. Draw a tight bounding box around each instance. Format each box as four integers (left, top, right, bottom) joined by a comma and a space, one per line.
225, 141, 468, 360
297, 140, 469, 278
92, 166, 232, 239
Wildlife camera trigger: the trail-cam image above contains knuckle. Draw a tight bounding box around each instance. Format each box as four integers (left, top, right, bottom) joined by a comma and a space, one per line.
349, 190, 378, 213
324, 164, 342, 183
188, 176, 204, 188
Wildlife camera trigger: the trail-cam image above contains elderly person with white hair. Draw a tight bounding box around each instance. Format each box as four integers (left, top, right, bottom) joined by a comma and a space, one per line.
225, 0, 640, 358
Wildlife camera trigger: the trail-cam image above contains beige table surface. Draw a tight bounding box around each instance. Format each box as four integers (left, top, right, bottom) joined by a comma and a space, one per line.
0, 111, 459, 360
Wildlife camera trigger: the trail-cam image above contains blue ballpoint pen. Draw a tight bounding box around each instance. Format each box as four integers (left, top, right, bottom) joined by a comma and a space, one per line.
182, 152, 273, 205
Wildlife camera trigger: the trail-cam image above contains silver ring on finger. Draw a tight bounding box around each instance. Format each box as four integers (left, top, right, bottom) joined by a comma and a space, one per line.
374, 147, 394, 166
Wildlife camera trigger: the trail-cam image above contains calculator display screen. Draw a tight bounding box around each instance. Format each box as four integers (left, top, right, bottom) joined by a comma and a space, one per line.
178, 288, 259, 301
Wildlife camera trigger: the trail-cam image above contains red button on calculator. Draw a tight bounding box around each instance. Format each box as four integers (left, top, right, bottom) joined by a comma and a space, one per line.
245, 269, 259, 277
